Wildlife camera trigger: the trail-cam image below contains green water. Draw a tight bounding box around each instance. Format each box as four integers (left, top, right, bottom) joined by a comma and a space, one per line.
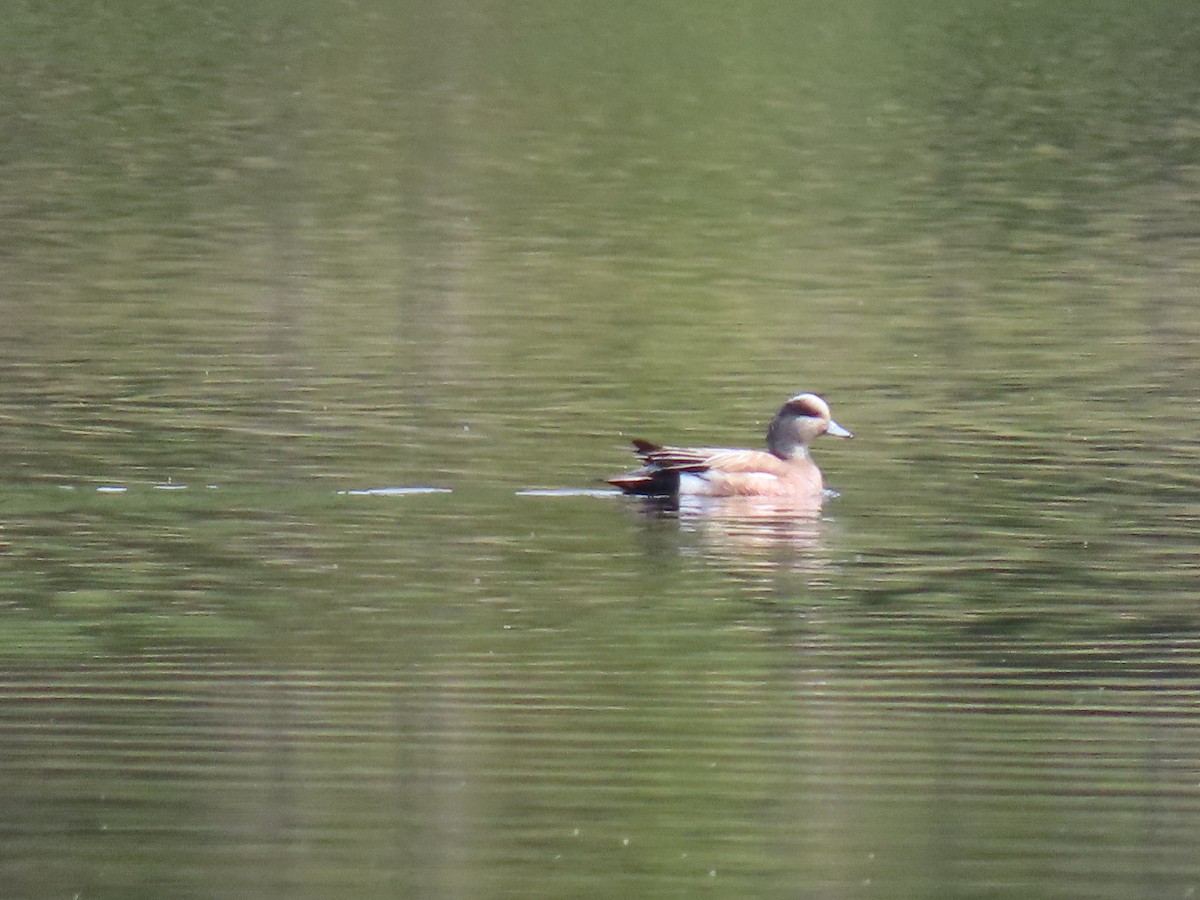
2, 2, 1199, 897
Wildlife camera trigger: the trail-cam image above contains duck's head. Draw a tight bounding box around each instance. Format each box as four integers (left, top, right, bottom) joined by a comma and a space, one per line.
767, 392, 853, 459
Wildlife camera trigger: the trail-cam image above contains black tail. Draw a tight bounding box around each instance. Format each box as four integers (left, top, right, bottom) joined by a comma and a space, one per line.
608, 440, 677, 495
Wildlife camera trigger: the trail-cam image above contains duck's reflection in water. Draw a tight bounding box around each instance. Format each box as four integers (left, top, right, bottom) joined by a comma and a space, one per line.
626, 492, 841, 585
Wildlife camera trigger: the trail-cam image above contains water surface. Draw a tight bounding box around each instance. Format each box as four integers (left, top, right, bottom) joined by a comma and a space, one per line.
2, 2, 1200, 898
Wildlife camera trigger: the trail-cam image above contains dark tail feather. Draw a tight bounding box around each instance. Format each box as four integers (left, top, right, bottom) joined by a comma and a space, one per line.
607, 439, 678, 495
607, 466, 678, 496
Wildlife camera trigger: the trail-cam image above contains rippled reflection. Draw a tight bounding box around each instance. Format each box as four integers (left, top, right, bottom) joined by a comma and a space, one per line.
618, 492, 841, 586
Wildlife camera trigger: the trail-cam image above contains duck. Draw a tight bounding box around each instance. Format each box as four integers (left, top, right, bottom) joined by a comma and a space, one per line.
608, 393, 852, 499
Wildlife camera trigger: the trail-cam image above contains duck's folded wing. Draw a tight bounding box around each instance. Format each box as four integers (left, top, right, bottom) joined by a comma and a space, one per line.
635, 442, 789, 476
632, 440, 710, 471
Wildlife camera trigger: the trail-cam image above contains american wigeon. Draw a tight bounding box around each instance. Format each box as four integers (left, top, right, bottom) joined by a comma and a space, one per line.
608, 393, 852, 499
